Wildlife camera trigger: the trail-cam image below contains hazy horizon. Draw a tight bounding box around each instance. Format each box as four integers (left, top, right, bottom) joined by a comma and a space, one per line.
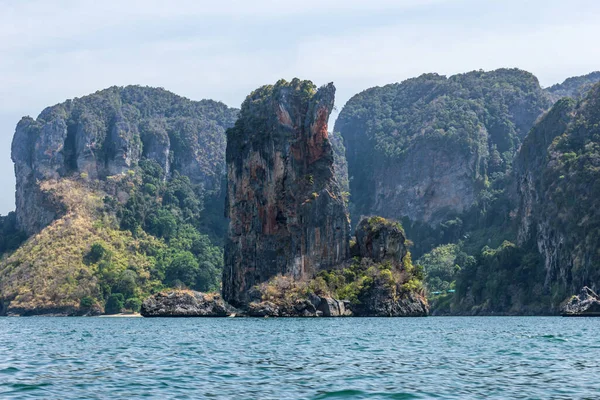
2, 0, 600, 214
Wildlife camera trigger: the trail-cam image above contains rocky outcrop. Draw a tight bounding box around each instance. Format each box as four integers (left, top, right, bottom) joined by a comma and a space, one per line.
561, 287, 600, 317
352, 217, 429, 317
355, 217, 407, 264
141, 291, 238, 317
317, 297, 351, 317
224, 79, 350, 306
141, 289, 354, 318
335, 68, 551, 226
11, 85, 238, 235
0, 302, 102, 317
245, 216, 429, 317
247, 296, 352, 317
354, 290, 429, 317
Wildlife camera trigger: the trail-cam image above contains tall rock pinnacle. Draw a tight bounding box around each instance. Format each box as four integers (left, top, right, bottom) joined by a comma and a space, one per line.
223, 79, 350, 306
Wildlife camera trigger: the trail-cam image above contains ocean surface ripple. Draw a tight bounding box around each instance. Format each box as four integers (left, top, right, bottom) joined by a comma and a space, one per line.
0, 317, 598, 399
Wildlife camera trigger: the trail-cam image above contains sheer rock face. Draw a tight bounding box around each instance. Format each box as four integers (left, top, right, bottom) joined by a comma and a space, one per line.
224, 79, 350, 306
11, 86, 238, 235
335, 69, 551, 226
514, 98, 574, 290
515, 85, 600, 294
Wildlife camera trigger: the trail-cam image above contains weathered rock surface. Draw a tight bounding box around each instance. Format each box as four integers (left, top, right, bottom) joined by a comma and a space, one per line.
355, 217, 407, 264
0, 301, 102, 317
141, 291, 238, 317
515, 84, 600, 296
224, 79, 350, 306
11, 85, 238, 235
317, 297, 351, 317
335, 69, 551, 226
352, 217, 429, 317
354, 288, 429, 317
247, 301, 282, 317
247, 296, 352, 317
561, 287, 600, 317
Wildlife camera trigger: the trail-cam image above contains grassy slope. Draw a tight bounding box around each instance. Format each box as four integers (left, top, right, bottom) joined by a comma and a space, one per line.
0, 178, 163, 313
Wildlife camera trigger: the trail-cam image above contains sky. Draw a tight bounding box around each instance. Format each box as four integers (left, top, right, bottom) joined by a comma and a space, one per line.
1, 0, 599, 214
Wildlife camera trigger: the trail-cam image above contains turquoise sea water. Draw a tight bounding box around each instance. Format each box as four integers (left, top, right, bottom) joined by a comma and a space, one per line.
0, 317, 599, 399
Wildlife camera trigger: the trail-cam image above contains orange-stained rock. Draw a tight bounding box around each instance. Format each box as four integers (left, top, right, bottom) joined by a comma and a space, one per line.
223, 79, 350, 306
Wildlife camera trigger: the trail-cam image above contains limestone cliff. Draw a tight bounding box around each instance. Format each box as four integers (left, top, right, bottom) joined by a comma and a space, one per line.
223, 79, 350, 306
11, 85, 238, 236
2, 86, 238, 315
515, 83, 600, 298
335, 68, 551, 226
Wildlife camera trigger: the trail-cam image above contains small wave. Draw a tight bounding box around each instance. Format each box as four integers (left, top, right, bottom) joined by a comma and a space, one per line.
0, 367, 19, 374
313, 389, 419, 399
9, 382, 51, 391
539, 334, 568, 342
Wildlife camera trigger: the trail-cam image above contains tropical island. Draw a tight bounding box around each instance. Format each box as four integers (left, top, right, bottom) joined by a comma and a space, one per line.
1, 70, 600, 317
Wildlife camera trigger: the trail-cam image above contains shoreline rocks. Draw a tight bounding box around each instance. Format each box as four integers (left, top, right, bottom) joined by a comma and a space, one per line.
140, 290, 427, 318
247, 296, 353, 317
141, 291, 239, 317
561, 287, 600, 317
0, 305, 102, 317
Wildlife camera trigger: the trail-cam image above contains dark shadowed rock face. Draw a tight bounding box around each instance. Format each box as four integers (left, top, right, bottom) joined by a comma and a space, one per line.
223, 79, 350, 306
11, 85, 238, 235
562, 287, 600, 317
246, 296, 352, 317
355, 217, 407, 264
317, 297, 351, 317
141, 291, 238, 317
354, 290, 429, 317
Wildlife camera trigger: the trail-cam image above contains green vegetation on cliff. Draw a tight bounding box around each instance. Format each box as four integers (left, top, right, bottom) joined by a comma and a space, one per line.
0, 179, 162, 314
1, 86, 238, 315
517, 83, 600, 294
422, 82, 600, 315
335, 69, 600, 315
339, 69, 548, 159
116, 160, 224, 292
251, 216, 427, 317
0, 171, 224, 315
335, 68, 551, 226
546, 71, 600, 101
